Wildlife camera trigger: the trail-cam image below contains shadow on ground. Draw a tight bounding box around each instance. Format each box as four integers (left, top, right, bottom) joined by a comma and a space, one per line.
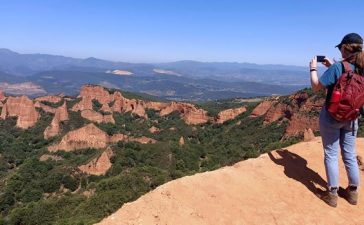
268, 149, 327, 197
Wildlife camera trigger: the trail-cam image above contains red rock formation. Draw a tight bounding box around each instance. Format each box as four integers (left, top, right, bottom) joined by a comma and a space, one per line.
58, 102, 69, 121
1, 99, 14, 118
1, 84, 327, 138
258, 92, 324, 138
148, 101, 211, 125
44, 111, 61, 139
35, 95, 63, 104
215, 106, 247, 124
145, 102, 169, 111
0, 90, 5, 101
110, 134, 128, 143
303, 128, 315, 142
285, 114, 319, 137
79, 147, 113, 175
120, 98, 134, 112
296, 95, 324, 113
34, 96, 65, 114
49, 123, 157, 152
149, 126, 159, 133
0, 96, 39, 129
283, 93, 323, 137
81, 110, 115, 124
74, 85, 231, 124
48, 123, 110, 152
159, 102, 191, 116
131, 100, 147, 118
120, 98, 144, 116
111, 92, 123, 113
112, 95, 147, 118
72, 85, 327, 129
71, 96, 93, 111
250, 100, 275, 117
73, 85, 150, 118
179, 136, 185, 146
34, 101, 57, 113
263, 103, 287, 125
132, 137, 156, 144
44, 102, 69, 139
182, 108, 210, 125
104, 114, 115, 123
80, 85, 113, 105
101, 103, 112, 113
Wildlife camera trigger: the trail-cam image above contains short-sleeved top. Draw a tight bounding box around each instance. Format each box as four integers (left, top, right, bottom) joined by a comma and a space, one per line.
319, 62, 355, 105
319, 62, 355, 87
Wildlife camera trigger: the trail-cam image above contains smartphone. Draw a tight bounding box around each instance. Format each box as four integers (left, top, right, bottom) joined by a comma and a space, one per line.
317, 55, 326, 62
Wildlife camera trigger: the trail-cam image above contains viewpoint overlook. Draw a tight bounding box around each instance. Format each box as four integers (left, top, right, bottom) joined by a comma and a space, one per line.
97, 137, 364, 225
2, 1, 364, 224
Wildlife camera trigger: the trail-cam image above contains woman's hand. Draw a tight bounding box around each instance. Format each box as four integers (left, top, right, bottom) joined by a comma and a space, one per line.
310, 56, 323, 92
322, 57, 333, 68
310, 56, 317, 70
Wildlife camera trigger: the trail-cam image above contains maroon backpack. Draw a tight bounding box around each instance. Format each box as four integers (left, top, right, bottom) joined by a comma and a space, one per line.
327, 61, 364, 121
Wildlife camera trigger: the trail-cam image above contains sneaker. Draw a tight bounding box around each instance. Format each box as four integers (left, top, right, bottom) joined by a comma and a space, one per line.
338, 187, 358, 205
317, 189, 338, 207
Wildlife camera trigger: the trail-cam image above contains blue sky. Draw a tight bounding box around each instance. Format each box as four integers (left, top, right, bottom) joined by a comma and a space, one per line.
0, 0, 363, 66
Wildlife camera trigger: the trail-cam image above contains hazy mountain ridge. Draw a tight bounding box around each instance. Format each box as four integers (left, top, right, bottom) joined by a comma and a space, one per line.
0, 49, 309, 77
156, 60, 310, 85
0, 48, 310, 101
0, 49, 154, 77
29, 70, 305, 101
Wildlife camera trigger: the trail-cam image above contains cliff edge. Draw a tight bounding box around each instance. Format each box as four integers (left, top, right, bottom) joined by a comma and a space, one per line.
96, 137, 364, 225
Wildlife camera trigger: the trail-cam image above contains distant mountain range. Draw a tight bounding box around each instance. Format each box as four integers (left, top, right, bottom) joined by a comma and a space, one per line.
0, 48, 311, 101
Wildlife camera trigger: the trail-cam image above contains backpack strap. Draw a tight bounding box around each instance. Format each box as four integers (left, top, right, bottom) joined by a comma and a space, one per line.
342, 61, 353, 73
325, 63, 342, 106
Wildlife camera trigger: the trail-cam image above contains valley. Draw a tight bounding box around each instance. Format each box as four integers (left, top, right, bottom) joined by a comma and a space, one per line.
0, 84, 340, 224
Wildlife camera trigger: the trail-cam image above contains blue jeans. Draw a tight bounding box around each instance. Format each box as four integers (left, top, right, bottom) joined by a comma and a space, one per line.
319, 107, 360, 188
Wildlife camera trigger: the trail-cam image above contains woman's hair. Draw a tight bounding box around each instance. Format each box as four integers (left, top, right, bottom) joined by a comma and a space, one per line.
342, 43, 364, 74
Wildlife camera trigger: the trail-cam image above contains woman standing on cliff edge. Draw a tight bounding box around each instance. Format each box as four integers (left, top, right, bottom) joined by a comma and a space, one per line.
310, 33, 364, 207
